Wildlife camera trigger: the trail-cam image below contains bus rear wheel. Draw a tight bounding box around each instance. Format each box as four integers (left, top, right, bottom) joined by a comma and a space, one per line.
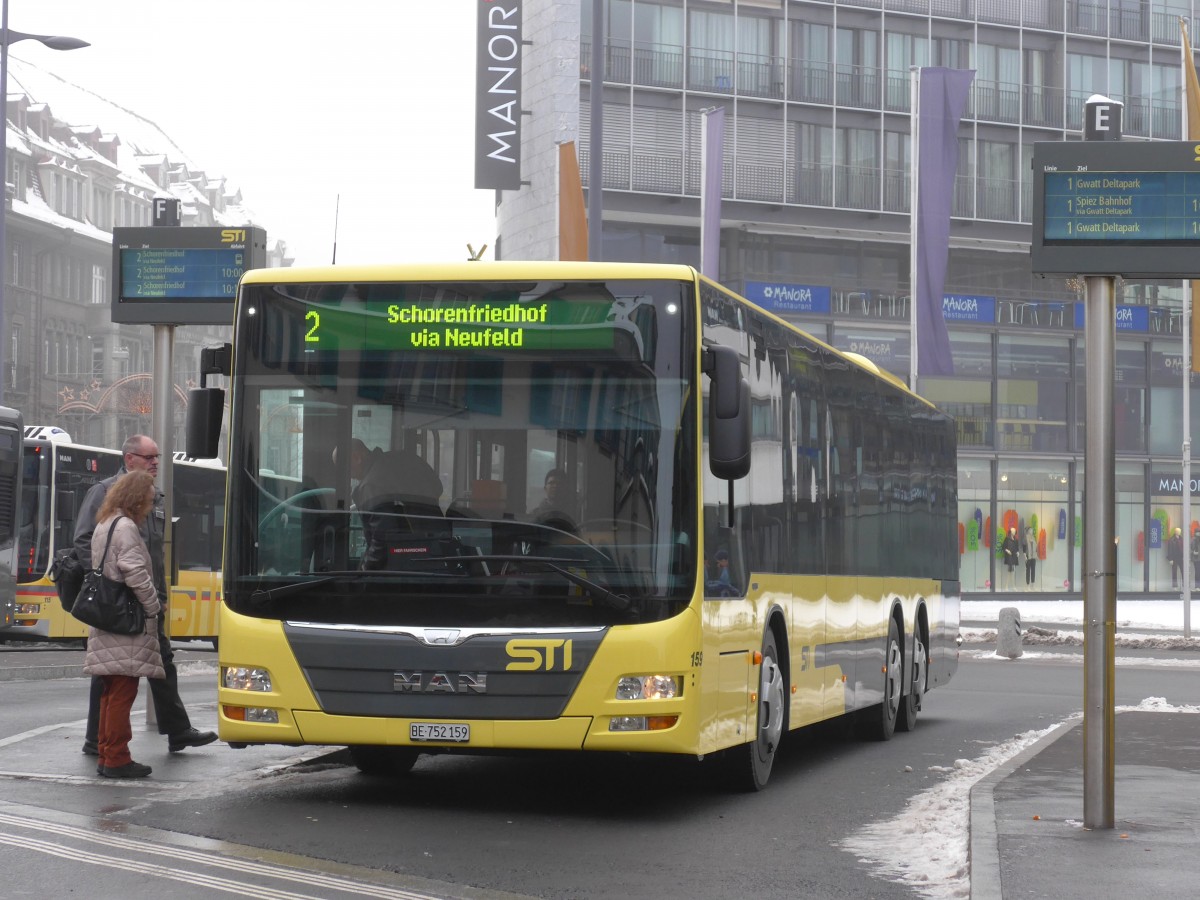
348, 746, 419, 776
897, 626, 926, 733
722, 631, 786, 792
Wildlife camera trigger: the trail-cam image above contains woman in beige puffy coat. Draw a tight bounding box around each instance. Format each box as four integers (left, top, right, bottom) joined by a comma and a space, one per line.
83, 470, 165, 778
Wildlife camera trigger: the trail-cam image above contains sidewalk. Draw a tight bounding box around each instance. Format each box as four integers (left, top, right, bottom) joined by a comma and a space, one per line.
964, 610, 1200, 896
971, 710, 1200, 898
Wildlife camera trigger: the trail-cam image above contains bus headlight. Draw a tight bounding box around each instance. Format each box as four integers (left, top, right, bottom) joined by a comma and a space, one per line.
15, 603, 40, 615
609, 715, 679, 732
615, 675, 680, 700
223, 705, 279, 724
223, 666, 272, 692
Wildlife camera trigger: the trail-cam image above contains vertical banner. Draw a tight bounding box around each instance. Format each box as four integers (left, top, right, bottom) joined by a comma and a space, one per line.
475, 0, 523, 190
1183, 21, 1200, 371
912, 67, 974, 378
700, 106, 725, 279
558, 141, 588, 260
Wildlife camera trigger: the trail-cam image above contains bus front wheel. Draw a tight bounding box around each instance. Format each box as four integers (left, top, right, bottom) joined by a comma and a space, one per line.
348, 746, 419, 776
722, 630, 786, 792
860, 617, 901, 741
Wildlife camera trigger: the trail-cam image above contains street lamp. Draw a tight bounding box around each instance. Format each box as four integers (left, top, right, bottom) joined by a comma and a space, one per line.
0, 4, 89, 403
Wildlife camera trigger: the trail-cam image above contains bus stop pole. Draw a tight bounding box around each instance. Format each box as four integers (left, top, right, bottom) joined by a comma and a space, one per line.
1082, 274, 1116, 830
148, 322, 175, 729
1081, 95, 1121, 831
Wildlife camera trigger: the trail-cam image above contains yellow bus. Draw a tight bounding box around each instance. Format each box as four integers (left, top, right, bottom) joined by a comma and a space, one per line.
0, 407, 22, 629
188, 261, 960, 790
6, 427, 225, 643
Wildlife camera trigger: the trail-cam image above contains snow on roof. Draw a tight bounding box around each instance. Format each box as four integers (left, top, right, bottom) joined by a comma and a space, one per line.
5, 54, 266, 232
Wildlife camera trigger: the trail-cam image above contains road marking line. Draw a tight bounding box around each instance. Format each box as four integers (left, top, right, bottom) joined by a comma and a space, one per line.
0, 811, 445, 899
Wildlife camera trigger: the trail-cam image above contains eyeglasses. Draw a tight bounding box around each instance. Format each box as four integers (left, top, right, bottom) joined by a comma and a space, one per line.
129, 452, 161, 461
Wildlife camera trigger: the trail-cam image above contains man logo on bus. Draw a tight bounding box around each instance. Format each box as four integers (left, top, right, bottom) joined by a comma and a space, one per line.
393, 671, 488, 694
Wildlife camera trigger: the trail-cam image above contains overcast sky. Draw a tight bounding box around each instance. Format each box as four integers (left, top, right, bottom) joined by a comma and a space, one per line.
16, 0, 498, 265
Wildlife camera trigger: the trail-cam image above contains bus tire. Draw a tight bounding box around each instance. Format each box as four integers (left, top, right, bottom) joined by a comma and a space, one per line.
897, 623, 926, 733
722, 630, 786, 792
861, 617, 901, 741
348, 746, 419, 776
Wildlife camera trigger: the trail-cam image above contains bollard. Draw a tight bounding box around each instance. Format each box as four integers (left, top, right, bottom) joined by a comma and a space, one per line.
997, 607, 1023, 659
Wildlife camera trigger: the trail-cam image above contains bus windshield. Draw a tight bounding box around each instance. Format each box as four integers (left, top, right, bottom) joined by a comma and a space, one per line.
229, 277, 698, 629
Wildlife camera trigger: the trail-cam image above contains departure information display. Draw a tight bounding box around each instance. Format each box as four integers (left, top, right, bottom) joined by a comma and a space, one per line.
120, 247, 246, 298
1032, 141, 1200, 277
111, 226, 267, 325
1042, 171, 1200, 241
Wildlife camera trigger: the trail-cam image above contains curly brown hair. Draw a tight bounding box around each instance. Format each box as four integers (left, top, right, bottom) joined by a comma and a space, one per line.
96, 470, 157, 523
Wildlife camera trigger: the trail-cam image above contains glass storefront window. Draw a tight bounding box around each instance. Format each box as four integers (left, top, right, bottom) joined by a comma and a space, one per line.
997, 377, 1068, 452
924, 379, 991, 448
1074, 463, 1148, 593
995, 458, 1071, 593
1116, 463, 1146, 594
997, 334, 1069, 379
1074, 338, 1147, 452
1148, 464, 1198, 593
958, 458, 991, 591
920, 331, 993, 449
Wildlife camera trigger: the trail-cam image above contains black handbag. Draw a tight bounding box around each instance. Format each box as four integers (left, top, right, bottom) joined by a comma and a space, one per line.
49, 547, 86, 612
71, 518, 147, 636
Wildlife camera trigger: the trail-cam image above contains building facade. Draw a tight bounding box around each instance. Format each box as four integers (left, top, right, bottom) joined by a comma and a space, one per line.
2, 59, 286, 452
497, 0, 1200, 597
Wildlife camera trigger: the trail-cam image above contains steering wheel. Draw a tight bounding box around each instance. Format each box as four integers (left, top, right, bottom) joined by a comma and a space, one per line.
260, 487, 336, 531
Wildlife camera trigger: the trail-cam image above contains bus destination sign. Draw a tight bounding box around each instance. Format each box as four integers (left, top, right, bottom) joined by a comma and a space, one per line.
112, 226, 267, 325
1032, 141, 1200, 277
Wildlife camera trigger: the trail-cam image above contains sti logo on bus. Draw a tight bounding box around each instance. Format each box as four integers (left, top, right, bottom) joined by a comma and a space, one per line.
220, 229, 246, 243
393, 672, 488, 694
506, 638, 573, 671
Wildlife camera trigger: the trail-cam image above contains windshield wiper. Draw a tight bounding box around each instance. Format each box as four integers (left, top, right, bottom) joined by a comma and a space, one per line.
250, 576, 334, 605
463, 554, 632, 611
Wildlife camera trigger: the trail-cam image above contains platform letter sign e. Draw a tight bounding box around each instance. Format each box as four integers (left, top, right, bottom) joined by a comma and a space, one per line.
1083, 97, 1123, 142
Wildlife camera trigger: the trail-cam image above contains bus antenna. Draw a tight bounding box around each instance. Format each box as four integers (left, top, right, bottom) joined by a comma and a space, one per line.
332, 194, 340, 264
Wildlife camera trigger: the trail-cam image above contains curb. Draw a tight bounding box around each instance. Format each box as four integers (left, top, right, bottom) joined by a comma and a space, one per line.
968, 720, 1075, 900
0, 665, 84, 682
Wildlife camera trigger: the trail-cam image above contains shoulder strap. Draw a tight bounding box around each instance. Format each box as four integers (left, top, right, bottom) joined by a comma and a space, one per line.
96, 516, 126, 568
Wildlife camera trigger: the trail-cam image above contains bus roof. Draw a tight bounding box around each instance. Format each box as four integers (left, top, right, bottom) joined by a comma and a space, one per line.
239, 260, 700, 285
24, 425, 73, 443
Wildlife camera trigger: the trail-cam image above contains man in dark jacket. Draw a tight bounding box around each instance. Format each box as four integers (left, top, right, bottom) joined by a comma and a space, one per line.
75, 434, 217, 756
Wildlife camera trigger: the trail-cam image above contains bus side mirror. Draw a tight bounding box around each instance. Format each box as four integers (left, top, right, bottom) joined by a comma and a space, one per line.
186, 389, 224, 459
186, 343, 231, 459
55, 490, 76, 523
704, 345, 751, 480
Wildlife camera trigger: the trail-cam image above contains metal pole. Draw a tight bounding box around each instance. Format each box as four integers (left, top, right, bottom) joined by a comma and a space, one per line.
148, 323, 174, 728
1183, 21, 1194, 639
0, 0, 10, 405
909, 66, 920, 392
1082, 274, 1117, 830
587, 0, 605, 262
1185, 277, 1193, 638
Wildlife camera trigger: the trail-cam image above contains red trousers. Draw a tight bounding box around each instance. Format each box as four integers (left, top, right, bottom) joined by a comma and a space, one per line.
97, 675, 140, 768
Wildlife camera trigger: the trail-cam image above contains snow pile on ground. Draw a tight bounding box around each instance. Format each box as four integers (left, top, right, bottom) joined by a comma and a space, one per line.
961, 626, 1200, 651
839, 722, 1064, 899
842, 698, 1200, 899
